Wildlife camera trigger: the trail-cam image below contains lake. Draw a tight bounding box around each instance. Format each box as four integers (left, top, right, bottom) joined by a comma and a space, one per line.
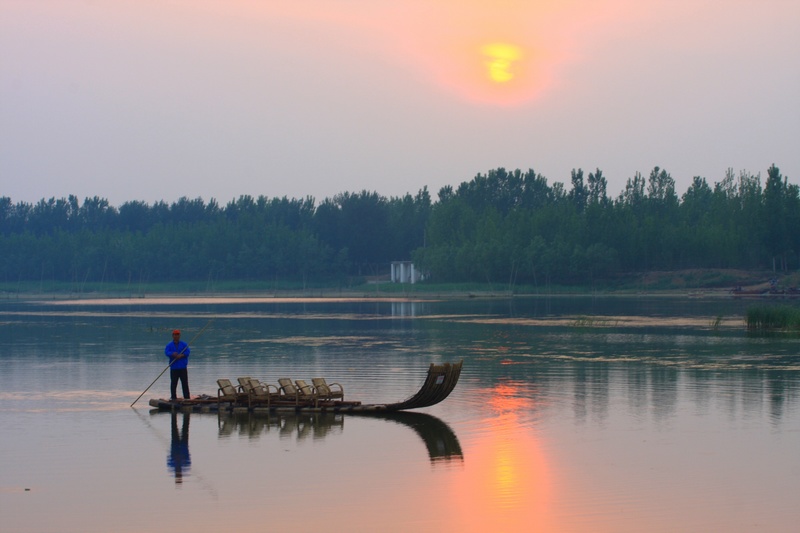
1, 294, 799, 532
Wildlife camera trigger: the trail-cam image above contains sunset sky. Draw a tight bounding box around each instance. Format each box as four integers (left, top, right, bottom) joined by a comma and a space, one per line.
2, 0, 798, 205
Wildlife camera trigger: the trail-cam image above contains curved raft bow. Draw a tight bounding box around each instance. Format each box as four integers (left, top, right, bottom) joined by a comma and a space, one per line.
382, 360, 463, 411
148, 360, 463, 413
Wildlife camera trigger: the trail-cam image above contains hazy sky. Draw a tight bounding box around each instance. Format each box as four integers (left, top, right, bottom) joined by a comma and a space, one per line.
2, 0, 798, 206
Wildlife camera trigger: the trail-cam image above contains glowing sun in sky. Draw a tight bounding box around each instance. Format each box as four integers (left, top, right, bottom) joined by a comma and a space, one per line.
482, 43, 523, 83
423, 34, 551, 106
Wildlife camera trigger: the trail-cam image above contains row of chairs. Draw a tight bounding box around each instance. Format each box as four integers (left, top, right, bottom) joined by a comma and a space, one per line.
217, 376, 344, 408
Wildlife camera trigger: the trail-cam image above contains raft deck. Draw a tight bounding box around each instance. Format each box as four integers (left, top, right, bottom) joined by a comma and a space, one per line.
148, 360, 462, 414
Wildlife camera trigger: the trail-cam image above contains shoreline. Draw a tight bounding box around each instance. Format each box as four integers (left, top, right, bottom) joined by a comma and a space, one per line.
1, 268, 796, 303
0, 287, 784, 304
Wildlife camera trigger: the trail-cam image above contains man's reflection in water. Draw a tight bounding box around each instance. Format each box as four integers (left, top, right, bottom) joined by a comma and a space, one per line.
167, 412, 191, 484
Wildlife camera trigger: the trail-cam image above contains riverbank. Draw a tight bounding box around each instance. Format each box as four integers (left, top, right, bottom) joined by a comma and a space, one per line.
2, 269, 798, 301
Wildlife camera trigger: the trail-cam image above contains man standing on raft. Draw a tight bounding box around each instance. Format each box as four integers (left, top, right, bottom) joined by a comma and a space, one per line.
165, 329, 191, 400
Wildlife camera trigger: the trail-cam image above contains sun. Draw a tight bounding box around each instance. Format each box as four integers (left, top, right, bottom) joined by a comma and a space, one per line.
481, 43, 523, 83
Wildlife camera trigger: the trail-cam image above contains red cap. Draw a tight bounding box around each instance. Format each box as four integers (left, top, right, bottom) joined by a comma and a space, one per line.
172, 329, 181, 335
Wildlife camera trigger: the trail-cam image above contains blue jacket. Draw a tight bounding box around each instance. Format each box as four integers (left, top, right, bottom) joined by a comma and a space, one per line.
165, 341, 190, 369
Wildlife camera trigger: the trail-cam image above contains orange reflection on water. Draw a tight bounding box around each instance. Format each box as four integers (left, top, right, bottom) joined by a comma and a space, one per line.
450, 382, 555, 531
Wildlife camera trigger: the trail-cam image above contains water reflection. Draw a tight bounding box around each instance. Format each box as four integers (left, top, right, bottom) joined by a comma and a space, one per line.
217, 411, 345, 441
368, 412, 463, 464
390, 301, 427, 317
216, 410, 463, 463
167, 412, 191, 484
151, 409, 463, 468
451, 381, 553, 530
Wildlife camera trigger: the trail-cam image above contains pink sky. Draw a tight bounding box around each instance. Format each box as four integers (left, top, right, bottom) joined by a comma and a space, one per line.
1, 0, 798, 205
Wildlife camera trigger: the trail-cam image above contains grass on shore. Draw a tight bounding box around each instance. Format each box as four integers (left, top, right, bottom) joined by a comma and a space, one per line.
746, 304, 800, 332
0, 269, 793, 299
0, 279, 595, 299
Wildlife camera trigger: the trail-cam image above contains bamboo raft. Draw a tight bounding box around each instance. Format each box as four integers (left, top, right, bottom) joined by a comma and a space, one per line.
148, 360, 463, 414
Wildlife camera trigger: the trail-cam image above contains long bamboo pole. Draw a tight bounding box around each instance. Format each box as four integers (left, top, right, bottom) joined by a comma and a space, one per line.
130, 319, 214, 407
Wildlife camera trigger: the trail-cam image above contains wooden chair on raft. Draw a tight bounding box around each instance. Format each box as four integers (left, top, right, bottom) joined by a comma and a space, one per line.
294, 379, 319, 406
217, 378, 248, 406
238, 377, 280, 407
311, 378, 344, 402
277, 378, 300, 405
236, 377, 256, 406
236, 376, 252, 393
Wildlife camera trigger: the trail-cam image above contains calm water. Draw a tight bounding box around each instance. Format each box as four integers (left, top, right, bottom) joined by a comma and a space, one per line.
1, 295, 799, 532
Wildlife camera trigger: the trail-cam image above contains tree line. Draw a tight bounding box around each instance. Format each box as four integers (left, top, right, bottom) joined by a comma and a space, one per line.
0, 164, 796, 288
0, 190, 431, 286
416, 165, 797, 287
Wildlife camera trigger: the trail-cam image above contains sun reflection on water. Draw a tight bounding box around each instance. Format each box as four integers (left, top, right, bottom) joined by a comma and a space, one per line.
451, 382, 554, 531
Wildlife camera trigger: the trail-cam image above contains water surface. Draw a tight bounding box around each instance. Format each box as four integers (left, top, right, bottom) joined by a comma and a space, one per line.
1, 295, 799, 532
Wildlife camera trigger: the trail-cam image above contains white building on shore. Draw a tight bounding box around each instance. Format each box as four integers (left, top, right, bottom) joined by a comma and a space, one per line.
390, 261, 423, 284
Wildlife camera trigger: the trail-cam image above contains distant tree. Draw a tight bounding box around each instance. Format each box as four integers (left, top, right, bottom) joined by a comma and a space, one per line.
587, 168, 608, 205
619, 171, 646, 208
763, 164, 793, 271
118, 200, 152, 233
647, 166, 677, 206
568, 168, 587, 213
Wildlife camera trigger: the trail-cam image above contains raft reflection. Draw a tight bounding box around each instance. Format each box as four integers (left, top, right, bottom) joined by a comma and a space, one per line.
151, 408, 463, 473
377, 412, 463, 464
218, 411, 345, 441
216, 410, 464, 464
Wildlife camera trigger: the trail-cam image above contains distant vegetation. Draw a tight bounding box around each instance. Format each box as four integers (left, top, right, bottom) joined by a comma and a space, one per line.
1, 164, 797, 291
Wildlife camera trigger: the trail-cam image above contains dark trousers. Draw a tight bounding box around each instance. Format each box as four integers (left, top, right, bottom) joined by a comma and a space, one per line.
170, 368, 190, 399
